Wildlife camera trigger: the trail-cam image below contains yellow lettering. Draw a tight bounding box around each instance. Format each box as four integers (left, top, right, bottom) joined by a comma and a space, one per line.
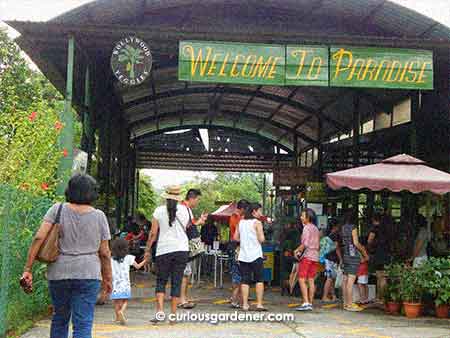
241, 55, 257, 78
332, 48, 353, 79
251, 56, 274, 78
416, 61, 432, 83
207, 53, 222, 76
361, 59, 377, 81
307, 57, 323, 80
405, 61, 419, 83
384, 60, 402, 82
219, 53, 230, 77
374, 60, 392, 81
182, 45, 212, 76
230, 54, 245, 77
291, 50, 308, 77
347, 58, 366, 81
267, 57, 283, 79
398, 62, 410, 82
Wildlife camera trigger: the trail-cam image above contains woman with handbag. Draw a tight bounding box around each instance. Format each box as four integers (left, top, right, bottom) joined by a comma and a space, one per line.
20, 174, 112, 338
144, 185, 192, 323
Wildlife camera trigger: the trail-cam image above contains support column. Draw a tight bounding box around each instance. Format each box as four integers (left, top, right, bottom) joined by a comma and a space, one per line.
57, 36, 75, 195
83, 65, 94, 174
317, 117, 323, 178
352, 93, 361, 220
134, 166, 139, 215
293, 135, 298, 167
414, 48, 450, 171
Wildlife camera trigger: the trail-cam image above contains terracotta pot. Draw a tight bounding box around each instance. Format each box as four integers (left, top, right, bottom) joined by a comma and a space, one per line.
386, 302, 401, 315
435, 304, 449, 319
403, 302, 422, 318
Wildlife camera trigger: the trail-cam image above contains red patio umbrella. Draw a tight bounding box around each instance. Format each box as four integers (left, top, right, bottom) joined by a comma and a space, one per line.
326, 154, 450, 195
210, 202, 237, 222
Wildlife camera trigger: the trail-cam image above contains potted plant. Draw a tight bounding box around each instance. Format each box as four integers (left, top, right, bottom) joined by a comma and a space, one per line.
384, 263, 402, 314
400, 264, 424, 318
421, 257, 450, 319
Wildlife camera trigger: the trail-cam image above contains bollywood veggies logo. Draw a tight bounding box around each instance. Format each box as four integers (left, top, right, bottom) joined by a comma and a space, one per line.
111, 36, 152, 86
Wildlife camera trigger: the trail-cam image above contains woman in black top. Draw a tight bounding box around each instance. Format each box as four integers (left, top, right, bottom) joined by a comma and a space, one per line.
367, 213, 391, 302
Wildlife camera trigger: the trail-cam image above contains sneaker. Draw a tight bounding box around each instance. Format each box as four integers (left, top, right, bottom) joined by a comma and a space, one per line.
230, 302, 240, 309
344, 303, 364, 312
295, 303, 313, 311
150, 312, 166, 324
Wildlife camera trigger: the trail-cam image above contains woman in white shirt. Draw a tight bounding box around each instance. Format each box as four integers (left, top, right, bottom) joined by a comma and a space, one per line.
234, 203, 267, 312
144, 186, 190, 323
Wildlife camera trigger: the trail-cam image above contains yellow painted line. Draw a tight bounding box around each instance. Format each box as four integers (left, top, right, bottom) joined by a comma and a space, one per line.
213, 299, 230, 304
321, 303, 339, 309
287, 303, 301, 308
135, 283, 145, 288
35, 322, 51, 328
142, 297, 156, 303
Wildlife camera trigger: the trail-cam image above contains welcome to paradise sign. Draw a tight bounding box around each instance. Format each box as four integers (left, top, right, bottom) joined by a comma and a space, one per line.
178, 41, 433, 90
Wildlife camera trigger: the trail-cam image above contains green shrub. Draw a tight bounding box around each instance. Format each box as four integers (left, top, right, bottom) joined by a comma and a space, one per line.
0, 185, 53, 336
384, 263, 403, 302
420, 256, 450, 306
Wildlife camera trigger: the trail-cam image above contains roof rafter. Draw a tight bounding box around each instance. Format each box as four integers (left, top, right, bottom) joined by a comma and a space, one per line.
123, 86, 347, 133
129, 109, 318, 146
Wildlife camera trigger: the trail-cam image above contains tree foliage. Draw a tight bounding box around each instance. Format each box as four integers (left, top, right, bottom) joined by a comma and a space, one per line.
0, 28, 78, 196
137, 174, 157, 219
183, 172, 270, 217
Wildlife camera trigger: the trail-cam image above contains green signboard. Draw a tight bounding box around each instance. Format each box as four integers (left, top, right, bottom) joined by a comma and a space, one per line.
329, 47, 433, 90
178, 41, 434, 90
179, 41, 285, 85
286, 45, 328, 86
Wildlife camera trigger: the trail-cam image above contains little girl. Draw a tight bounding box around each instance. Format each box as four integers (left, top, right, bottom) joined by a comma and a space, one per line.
111, 238, 147, 324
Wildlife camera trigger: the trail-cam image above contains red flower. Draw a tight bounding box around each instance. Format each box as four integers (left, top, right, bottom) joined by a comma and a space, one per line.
55, 121, 63, 131
62, 148, 69, 157
28, 111, 37, 122
41, 183, 49, 191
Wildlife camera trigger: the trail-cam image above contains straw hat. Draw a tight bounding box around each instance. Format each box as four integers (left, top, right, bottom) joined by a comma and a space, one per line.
161, 185, 183, 201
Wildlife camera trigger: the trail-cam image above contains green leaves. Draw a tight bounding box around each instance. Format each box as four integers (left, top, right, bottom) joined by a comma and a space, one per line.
0, 29, 77, 197
137, 175, 157, 221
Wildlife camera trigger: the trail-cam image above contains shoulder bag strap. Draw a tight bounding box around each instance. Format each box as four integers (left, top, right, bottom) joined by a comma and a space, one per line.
54, 203, 63, 225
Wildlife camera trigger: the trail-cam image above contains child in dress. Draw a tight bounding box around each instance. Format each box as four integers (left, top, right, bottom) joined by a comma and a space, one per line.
111, 239, 147, 324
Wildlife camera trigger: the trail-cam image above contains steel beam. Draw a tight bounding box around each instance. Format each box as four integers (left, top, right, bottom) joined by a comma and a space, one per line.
57, 35, 75, 195
130, 109, 318, 145
123, 86, 347, 133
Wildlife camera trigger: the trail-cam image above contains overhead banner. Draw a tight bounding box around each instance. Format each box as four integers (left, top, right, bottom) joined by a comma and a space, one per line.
285, 45, 329, 86
178, 41, 285, 85
179, 41, 433, 90
329, 47, 433, 90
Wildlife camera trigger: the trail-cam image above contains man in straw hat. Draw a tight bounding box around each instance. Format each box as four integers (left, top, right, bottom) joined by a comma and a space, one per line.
178, 189, 208, 309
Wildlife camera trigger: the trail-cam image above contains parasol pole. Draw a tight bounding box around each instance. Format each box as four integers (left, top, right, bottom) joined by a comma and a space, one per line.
425, 192, 432, 241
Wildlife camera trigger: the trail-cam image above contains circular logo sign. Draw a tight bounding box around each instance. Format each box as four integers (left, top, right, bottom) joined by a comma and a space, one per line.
111, 36, 152, 86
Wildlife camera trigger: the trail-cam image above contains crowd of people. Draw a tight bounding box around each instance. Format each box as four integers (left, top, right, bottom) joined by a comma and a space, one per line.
20, 173, 438, 338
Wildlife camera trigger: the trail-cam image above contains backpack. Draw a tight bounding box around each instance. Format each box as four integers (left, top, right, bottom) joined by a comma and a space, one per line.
319, 236, 336, 264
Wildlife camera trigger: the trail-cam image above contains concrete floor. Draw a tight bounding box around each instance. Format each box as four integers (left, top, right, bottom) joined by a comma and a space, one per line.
21, 273, 450, 338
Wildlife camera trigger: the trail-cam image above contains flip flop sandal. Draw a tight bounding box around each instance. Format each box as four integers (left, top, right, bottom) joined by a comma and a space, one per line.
255, 307, 268, 312
178, 302, 196, 309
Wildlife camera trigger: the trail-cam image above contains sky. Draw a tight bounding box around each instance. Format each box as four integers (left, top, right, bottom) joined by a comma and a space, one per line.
1, 0, 449, 189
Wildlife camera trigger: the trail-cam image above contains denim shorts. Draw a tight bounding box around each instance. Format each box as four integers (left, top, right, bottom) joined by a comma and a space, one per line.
324, 259, 338, 279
